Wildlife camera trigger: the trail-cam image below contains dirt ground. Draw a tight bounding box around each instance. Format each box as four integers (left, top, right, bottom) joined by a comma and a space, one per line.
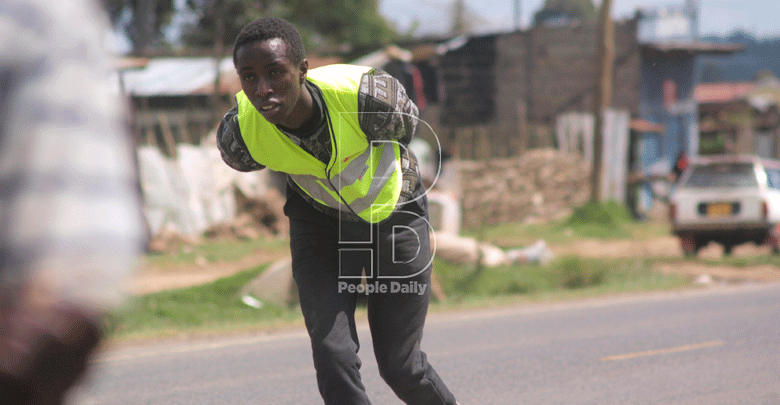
130, 248, 289, 295
552, 235, 780, 283
130, 234, 780, 296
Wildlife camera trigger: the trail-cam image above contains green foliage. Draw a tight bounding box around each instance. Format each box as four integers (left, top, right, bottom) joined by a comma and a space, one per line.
180, 0, 396, 52
533, 0, 597, 26
284, 0, 396, 47
102, 0, 177, 54
565, 200, 634, 228
554, 201, 635, 239
557, 256, 605, 289
179, 0, 270, 50
100, 0, 397, 55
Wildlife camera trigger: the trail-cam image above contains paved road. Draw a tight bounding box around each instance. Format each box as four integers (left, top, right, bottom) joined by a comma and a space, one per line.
71, 283, 780, 404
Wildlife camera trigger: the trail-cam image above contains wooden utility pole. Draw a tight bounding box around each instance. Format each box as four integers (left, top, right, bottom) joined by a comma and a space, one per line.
514, 0, 522, 30
590, 0, 615, 202
211, 0, 226, 134
452, 0, 468, 35
132, 0, 157, 57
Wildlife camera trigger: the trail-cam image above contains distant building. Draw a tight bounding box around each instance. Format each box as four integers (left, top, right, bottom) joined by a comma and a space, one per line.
116, 57, 237, 155
116, 55, 342, 154
634, 2, 742, 174
434, 1, 742, 171
437, 18, 642, 158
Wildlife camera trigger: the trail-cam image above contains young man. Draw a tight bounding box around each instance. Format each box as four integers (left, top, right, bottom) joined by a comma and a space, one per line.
217, 17, 459, 405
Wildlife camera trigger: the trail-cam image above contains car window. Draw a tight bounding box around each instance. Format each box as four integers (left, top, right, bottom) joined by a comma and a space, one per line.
682, 162, 758, 188
766, 169, 780, 190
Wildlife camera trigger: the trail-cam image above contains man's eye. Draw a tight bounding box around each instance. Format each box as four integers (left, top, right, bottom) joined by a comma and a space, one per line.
242, 74, 255, 81
269, 69, 283, 77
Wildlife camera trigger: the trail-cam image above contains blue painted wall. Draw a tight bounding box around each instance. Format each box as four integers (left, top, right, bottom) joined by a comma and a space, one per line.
636, 2, 702, 174
639, 55, 700, 172
633, 2, 702, 214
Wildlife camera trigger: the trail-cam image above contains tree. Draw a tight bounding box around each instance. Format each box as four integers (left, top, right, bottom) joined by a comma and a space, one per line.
179, 0, 271, 51
284, 0, 396, 48
181, 0, 396, 52
533, 0, 596, 27
102, 0, 177, 56
101, 0, 397, 55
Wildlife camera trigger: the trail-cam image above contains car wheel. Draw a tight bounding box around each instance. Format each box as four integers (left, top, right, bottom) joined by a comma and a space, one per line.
680, 235, 700, 257
767, 226, 780, 254
768, 236, 780, 254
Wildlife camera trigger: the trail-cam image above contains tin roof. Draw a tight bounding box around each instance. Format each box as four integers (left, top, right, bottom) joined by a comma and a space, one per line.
115, 56, 343, 97
694, 82, 755, 104
117, 57, 236, 96
630, 119, 665, 133
642, 41, 745, 56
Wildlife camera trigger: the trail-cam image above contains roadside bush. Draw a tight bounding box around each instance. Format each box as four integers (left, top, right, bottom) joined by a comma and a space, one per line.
558, 200, 636, 239
565, 200, 634, 229
103, 264, 299, 340
558, 256, 606, 289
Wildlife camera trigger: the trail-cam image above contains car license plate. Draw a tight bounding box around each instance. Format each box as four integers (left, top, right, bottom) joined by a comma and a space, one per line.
707, 202, 733, 217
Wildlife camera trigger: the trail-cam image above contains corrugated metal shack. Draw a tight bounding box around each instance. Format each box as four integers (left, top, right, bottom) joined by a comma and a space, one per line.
117, 55, 342, 155
117, 57, 238, 155
438, 18, 642, 160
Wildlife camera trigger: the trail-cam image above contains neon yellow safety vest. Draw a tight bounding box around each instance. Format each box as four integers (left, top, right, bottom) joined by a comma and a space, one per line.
235, 64, 403, 223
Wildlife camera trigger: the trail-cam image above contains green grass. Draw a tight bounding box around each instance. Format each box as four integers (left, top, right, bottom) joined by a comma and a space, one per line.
105, 263, 301, 341
432, 256, 687, 303
107, 255, 688, 342
465, 201, 670, 248
143, 237, 288, 268
712, 255, 780, 267
111, 201, 775, 342
655, 249, 780, 268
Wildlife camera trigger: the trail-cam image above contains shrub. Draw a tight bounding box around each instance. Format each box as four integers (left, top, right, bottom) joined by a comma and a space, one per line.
565, 200, 634, 229
558, 256, 606, 289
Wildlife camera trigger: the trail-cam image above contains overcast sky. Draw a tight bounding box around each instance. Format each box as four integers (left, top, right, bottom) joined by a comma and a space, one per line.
379, 0, 780, 39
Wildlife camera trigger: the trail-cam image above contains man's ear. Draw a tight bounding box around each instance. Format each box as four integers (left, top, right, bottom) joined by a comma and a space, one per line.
299, 59, 309, 84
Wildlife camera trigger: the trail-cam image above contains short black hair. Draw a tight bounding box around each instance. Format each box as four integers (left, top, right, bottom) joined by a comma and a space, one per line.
232, 17, 306, 67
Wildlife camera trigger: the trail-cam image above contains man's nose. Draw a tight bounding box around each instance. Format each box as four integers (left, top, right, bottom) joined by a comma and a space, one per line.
254, 76, 272, 97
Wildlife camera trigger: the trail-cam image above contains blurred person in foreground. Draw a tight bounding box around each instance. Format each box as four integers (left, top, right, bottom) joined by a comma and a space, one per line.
0, 0, 145, 403
217, 17, 459, 405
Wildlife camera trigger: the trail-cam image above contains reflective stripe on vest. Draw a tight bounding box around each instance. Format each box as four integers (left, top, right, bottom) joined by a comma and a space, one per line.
290, 139, 399, 221
235, 64, 402, 223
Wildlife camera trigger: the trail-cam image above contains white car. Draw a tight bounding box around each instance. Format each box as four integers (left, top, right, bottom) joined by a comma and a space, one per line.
669, 155, 780, 255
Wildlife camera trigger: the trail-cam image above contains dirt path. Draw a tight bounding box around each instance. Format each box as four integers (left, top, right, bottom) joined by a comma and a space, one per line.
130, 235, 780, 296
550, 236, 683, 259
130, 249, 288, 295
551, 235, 780, 283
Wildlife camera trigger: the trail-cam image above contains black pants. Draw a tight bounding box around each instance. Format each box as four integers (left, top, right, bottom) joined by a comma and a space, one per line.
284, 184, 457, 405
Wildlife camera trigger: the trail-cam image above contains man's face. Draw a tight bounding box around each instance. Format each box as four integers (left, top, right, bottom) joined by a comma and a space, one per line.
235, 38, 308, 128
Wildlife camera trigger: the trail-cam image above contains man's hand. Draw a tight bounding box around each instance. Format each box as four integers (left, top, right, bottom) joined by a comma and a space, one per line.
1, 301, 101, 405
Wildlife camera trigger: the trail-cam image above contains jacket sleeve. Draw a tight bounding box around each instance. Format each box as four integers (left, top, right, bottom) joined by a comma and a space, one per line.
216, 105, 266, 172
357, 68, 419, 146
